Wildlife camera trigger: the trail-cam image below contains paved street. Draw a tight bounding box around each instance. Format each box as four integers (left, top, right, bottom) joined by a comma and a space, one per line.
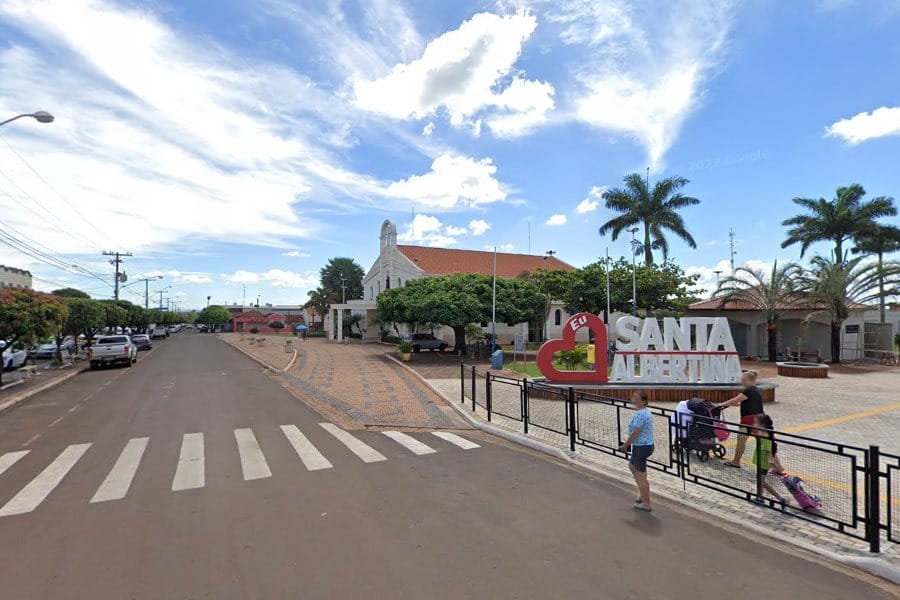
0, 333, 895, 599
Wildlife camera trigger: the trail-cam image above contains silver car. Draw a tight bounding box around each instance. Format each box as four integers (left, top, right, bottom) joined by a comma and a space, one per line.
2, 341, 28, 370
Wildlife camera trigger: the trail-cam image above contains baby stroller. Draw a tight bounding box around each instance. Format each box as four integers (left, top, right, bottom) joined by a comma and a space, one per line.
672, 398, 729, 462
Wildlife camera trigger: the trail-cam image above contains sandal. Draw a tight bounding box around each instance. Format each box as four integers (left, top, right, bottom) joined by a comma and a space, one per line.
722, 461, 741, 468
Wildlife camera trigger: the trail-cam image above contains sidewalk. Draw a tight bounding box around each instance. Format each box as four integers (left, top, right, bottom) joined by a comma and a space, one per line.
0, 362, 84, 413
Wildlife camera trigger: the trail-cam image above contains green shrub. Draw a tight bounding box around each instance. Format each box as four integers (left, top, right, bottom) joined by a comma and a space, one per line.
557, 344, 588, 370
250, 326, 259, 334
307, 330, 327, 338
398, 341, 413, 354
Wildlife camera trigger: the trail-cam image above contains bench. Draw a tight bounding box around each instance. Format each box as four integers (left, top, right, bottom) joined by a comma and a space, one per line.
787, 348, 820, 363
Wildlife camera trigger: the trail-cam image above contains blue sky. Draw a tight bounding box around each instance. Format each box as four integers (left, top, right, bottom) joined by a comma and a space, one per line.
0, 0, 898, 309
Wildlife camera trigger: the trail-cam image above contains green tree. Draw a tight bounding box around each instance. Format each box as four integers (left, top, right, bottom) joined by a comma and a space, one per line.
305, 287, 335, 319
781, 184, 896, 264
599, 173, 700, 267
268, 320, 286, 335
0, 289, 68, 384
66, 298, 106, 350
519, 268, 575, 340
716, 261, 802, 362
51, 288, 90, 299
851, 223, 900, 323
376, 273, 545, 352
98, 300, 128, 332
319, 257, 364, 302
196, 306, 232, 331
796, 256, 900, 363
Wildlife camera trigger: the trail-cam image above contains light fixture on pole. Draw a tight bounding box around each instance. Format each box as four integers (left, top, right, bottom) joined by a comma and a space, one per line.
713, 270, 723, 291
206, 295, 211, 308
628, 227, 639, 315
340, 276, 346, 304
0, 111, 54, 128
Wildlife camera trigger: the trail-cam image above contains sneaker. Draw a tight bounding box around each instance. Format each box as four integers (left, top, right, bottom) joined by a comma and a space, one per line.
633, 502, 652, 512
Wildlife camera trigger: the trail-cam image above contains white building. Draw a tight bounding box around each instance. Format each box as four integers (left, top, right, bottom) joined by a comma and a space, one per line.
0, 265, 32, 289
325, 220, 581, 345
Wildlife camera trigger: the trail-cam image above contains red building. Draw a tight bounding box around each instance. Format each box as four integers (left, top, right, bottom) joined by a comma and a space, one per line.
232, 310, 288, 333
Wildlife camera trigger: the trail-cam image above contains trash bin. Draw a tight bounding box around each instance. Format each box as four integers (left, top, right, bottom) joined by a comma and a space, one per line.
490, 349, 504, 370
587, 344, 595, 364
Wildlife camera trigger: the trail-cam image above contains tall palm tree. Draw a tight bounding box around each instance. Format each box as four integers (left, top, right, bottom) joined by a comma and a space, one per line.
852, 224, 900, 323
781, 184, 896, 264
599, 173, 700, 267
716, 261, 802, 362
795, 256, 900, 363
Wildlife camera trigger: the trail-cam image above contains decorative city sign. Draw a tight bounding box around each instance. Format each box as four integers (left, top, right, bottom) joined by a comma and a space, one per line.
536, 314, 742, 385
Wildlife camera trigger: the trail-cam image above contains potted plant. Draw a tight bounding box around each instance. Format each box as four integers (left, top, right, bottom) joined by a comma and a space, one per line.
397, 341, 413, 362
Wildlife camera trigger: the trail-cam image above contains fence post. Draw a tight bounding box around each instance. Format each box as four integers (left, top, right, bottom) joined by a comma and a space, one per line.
521, 382, 529, 435
866, 445, 881, 554
485, 371, 492, 422
567, 387, 576, 453
471, 365, 476, 411
460, 362, 465, 404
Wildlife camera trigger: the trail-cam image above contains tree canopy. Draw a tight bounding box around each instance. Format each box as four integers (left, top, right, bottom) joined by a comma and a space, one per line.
51, 287, 91, 299
0, 289, 68, 383
196, 306, 232, 330
320, 257, 364, 302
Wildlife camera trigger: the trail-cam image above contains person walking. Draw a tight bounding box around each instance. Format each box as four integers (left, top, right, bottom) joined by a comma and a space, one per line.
716, 370, 764, 468
619, 390, 655, 512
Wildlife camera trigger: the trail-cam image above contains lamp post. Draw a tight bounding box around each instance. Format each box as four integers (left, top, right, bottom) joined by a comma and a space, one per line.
139, 275, 162, 308
206, 295, 211, 307
491, 246, 497, 355
156, 286, 171, 310
629, 227, 639, 315
0, 111, 54, 128
340, 276, 346, 304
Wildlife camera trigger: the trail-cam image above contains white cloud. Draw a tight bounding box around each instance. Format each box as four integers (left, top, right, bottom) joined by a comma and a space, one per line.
468, 219, 492, 236
223, 269, 317, 288
685, 259, 773, 296
542, 0, 736, 168
575, 185, 605, 214
485, 243, 514, 251
178, 273, 215, 285
281, 250, 311, 257
545, 214, 568, 226
422, 122, 435, 136
444, 225, 468, 236
398, 214, 462, 247
353, 11, 555, 137
386, 154, 506, 209
825, 106, 900, 145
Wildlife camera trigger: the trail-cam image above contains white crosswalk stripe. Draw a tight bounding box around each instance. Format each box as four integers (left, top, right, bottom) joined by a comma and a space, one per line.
382, 431, 436, 455
234, 428, 272, 480
319, 423, 386, 463
431, 432, 480, 450
90, 437, 149, 503
0, 444, 91, 517
172, 433, 204, 491
280, 425, 332, 471
0, 450, 29, 478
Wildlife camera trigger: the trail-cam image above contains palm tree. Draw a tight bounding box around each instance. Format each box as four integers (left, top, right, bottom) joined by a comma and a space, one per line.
599, 173, 700, 267
795, 256, 900, 363
716, 261, 802, 362
781, 184, 896, 264
852, 224, 900, 323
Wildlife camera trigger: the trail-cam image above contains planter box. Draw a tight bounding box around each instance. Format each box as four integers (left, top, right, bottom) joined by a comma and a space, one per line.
776, 362, 829, 378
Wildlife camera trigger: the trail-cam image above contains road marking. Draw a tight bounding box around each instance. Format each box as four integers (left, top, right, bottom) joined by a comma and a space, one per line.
23, 434, 41, 447
172, 433, 204, 491
234, 428, 272, 480
68, 403, 82, 413
0, 444, 91, 517
90, 437, 149, 503
319, 423, 386, 463
48, 416, 65, 428
0, 451, 29, 477
280, 425, 332, 471
382, 431, 436, 455
431, 432, 480, 450
780, 402, 900, 435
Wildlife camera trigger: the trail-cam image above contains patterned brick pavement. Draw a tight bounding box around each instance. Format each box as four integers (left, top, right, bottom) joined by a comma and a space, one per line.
220, 335, 468, 430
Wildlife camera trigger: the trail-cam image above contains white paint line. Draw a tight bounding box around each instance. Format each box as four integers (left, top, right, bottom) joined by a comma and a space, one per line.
0, 443, 91, 517
382, 431, 436, 455
234, 428, 272, 481
48, 416, 65, 428
68, 403, 82, 413
319, 423, 386, 463
90, 437, 149, 503
23, 434, 41, 447
0, 451, 29, 478
280, 425, 332, 471
431, 432, 480, 450
172, 433, 204, 491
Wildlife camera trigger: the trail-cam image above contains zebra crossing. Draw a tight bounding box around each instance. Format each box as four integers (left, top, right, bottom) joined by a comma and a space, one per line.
0, 425, 479, 518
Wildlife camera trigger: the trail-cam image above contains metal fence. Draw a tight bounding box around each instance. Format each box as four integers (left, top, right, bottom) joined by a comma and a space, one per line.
458, 363, 898, 554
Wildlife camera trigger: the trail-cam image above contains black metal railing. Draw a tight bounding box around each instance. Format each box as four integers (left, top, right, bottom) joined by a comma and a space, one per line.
458, 363, 898, 554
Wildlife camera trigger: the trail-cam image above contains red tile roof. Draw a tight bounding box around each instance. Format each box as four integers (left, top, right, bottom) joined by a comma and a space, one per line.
232, 310, 285, 323
397, 246, 574, 278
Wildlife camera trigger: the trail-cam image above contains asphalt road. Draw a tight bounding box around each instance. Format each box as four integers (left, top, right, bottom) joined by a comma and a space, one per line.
0, 333, 895, 599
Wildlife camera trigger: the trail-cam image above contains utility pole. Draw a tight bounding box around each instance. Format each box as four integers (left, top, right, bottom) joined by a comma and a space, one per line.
714, 270, 723, 293
155, 286, 171, 310
135, 275, 162, 308
206, 296, 211, 308
103, 251, 133, 300
729, 229, 737, 271
242, 284, 246, 307
605, 247, 611, 324
629, 228, 639, 315
340, 276, 346, 304
491, 246, 497, 354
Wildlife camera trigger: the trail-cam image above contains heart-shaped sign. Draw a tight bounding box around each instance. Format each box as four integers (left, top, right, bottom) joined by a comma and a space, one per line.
536, 312, 609, 383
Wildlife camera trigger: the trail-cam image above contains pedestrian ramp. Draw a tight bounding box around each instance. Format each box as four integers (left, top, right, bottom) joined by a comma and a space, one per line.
0, 426, 479, 518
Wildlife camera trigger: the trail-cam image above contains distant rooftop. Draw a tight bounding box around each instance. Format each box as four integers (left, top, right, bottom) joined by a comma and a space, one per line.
397, 246, 574, 278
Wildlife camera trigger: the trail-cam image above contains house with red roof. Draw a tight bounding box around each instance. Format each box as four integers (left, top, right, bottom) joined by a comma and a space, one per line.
232, 310, 288, 334
325, 220, 584, 344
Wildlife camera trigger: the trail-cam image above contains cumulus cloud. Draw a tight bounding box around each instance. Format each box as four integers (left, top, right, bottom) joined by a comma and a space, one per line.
575, 185, 605, 214
223, 269, 317, 288
444, 225, 468, 236
468, 219, 492, 236
281, 250, 311, 257
825, 106, 900, 145
685, 259, 773, 297
545, 214, 568, 226
353, 11, 555, 137
485, 243, 514, 251
422, 122, 435, 136
398, 214, 462, 247
386, 154, 506, 209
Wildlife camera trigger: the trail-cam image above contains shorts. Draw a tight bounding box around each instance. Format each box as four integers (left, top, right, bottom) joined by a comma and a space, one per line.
740, 413, 761, 432
629, 444, 655, 473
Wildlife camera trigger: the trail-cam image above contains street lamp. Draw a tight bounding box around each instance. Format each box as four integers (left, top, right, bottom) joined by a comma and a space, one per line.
0, 111, 54, 128
339, 276, 346, 304
628, 227, 639, 315
206, 295, 211, 307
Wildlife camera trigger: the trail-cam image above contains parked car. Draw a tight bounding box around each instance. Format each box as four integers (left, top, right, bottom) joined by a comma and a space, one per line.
87, 335, 138, 369
166, 325, 181, 334
197, 324, 210, 333
29, 336, 77, 359
150, 326, 168, 340
131, 334, 153, 351
2, 341, 28, 370
403, 333, 448, 353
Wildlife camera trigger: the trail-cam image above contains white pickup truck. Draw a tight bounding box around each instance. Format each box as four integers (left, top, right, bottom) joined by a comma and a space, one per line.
88, 335, 138, 369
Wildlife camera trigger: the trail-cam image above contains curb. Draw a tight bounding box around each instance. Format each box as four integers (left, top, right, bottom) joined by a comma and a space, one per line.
219, 336, 297, 374
396, 361, 900, 586
0, 367, 84, 413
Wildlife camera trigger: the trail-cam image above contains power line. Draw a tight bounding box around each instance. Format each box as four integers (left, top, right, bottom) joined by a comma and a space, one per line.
0, 134, 118, 247
0, 224, 113, 288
